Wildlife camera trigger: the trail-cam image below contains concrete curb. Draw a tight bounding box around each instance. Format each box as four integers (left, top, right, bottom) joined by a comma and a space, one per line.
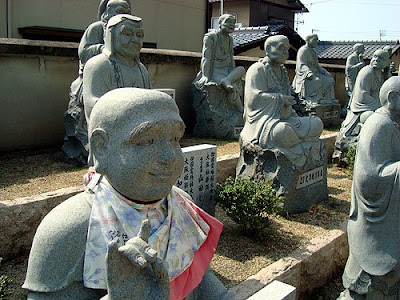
230, 227, 348, 299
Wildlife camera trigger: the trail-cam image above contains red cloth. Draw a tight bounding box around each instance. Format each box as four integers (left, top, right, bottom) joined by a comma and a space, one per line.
169, 197, 223, 300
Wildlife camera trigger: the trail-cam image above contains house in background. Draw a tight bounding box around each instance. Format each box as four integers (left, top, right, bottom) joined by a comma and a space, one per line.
315, 40, 400, 70
0, 0, 207, 52
207, 0, 308, 58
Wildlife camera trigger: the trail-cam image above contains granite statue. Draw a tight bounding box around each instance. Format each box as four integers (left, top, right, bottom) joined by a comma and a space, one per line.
292, 34, 340, 126
192, 14, 246, 138
383, 45, 397, 75
339, 76, 400, 299
333, 49, 390, 163
23, 88, 234, 300
83, 14, 151, 122
62, 0, 132, 165
237, 35, 327, 214
342, 43, 365, 118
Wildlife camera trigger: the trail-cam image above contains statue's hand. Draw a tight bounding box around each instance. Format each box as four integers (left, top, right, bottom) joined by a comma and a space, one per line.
106, 220, 170, 300
283, 95, 295, 106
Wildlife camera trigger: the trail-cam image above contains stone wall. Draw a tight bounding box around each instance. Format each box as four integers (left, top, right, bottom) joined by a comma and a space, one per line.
0, 38, 346, 152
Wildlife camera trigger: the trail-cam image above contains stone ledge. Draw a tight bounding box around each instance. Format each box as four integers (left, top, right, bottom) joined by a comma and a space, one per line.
231, 228, 348, 299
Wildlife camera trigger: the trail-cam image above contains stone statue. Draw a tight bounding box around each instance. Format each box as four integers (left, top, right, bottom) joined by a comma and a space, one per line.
23, 88, 235, 300
237, 35, 327, 214
341, 43, 365, 118
338, 76, 400, 299
62, 0, 132, 165
383, 45, 397, 75
192, 14, 246, 138
83, 14, 151, 122
333, 49, 391, 163
293, 34, 337, 105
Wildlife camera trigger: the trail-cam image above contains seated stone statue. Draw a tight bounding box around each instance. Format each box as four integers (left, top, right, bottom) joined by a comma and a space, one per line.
62, 0, 131, 165
333, 49, 390, 162
83, 14, 151, 122
237, 35, 327, 214
293, 34, 337, 105
338, 76, 400, 299
23, 88, 234, 300
240, 35, 323, 168
192, 14, 245, 138
341, 43, 365, 118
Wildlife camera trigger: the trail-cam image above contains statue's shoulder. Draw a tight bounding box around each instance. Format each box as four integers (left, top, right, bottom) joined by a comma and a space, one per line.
84, 21, 103, 35
23, 191, 94, 292
85, 53, 110, 72
204, 31, 218, 42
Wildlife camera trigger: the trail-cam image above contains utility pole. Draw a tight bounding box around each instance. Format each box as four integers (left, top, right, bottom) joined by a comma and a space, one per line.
220, 0, 224, 16
379, 30, 386, 41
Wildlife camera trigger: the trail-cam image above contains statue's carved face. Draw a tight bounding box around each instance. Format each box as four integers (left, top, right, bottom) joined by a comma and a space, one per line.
99, 95, 185, 202
307, 36, 318, 48
355, 45, 365, 55
267, 38, 290, 64
220, 17, 236, 34
370, 50, 390, 70
113, 20, 144, 61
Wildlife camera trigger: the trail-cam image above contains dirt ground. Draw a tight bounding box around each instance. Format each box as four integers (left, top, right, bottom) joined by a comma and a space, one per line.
0, 135, 349, 299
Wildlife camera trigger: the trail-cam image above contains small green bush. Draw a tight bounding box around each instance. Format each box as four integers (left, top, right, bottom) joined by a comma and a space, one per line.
344, 145, 357, 177
0, 258, 12, 300
215, 176, 284, 236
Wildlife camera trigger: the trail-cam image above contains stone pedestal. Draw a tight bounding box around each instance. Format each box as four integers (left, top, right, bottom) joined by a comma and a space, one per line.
302, 101, 342, 127
175, 144, 217, 216
192, 83, 244, 139
236, 143, 328, 214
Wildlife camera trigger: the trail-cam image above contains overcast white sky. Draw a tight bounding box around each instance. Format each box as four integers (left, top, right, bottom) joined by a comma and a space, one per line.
296, 0, 400, 41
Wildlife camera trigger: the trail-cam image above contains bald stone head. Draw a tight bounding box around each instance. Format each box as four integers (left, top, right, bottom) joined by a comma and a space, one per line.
370, 49, 390, 70
89, 88, 185, 202
305, 34, 318, 48
380, 76, 400, 111
98, 0, 131, 20
264, 35, 290, 65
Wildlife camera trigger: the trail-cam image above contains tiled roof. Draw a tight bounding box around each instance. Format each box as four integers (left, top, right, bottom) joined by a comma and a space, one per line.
316, 41, 400, 60
229, 23, 304, 55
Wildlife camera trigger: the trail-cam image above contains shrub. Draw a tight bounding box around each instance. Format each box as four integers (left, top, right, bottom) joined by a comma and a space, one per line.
215, 176, 284, 236
0, 258, 12, 300
344, 144, 357, 177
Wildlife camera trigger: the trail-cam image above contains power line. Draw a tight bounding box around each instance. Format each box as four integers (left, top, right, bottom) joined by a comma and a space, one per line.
304, 1, 400, 6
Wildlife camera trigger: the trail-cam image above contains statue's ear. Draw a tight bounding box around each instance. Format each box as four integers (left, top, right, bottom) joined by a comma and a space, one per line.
89, 128, 109, 173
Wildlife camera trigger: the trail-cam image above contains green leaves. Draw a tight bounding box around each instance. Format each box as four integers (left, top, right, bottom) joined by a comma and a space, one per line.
0, 258, 12, 300
215, 177, 284, 236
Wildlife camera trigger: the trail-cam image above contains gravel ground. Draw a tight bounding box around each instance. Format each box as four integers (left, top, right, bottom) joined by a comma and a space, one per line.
1, 134, 349, 299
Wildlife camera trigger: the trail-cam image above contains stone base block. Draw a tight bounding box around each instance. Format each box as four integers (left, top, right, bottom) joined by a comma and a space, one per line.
247, 280, 296, 300
236, 144, 328, 214
192, 83, 244, 139
307, 102, 342, 127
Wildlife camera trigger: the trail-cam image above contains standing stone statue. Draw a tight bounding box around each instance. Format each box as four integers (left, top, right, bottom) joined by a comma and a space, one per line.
62, 0, 132, 165
342, 43, 365, 118
338, 77, 400, 299
192, 14, 246, 138
83, 14, 151, 121
23, 88, 235, 300
333, 49, 390, 163
292, 34, 340, 126
237, 35, 327, 214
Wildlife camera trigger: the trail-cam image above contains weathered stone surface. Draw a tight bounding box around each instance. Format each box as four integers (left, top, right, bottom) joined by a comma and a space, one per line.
0, 185, 84, 260
231, 228, 349, 299
237, 143, 328, 214
302, 102, 342, 127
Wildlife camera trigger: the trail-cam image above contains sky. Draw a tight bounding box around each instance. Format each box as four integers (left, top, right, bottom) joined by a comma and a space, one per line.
296, 0, 400, 41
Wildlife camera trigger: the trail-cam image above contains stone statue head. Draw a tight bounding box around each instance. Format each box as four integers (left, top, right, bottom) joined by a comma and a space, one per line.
305, 34, 318, 48
264, 35, 290, 65
370, 49, 390, 70
88, 88, 185, 202
379, 77, 400, 114
353, 43, 365, 55
383, 45, 393, 56
218, 14, 236, 34
98, 0, 131, 20
103, 14, 143, 61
